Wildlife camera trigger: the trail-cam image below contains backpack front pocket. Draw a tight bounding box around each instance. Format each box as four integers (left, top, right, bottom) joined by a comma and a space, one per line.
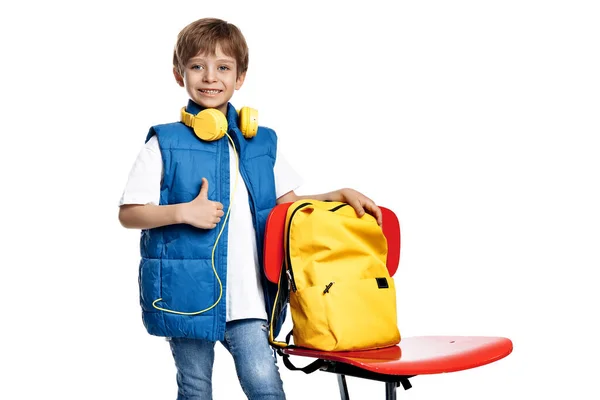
290, 277, 400, 352
323, 277, 400, 351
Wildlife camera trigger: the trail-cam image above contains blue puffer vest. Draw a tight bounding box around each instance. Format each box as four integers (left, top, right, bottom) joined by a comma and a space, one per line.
138, 100, 286, 341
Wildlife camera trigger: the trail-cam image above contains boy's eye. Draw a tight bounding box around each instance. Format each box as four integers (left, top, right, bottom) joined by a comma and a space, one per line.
191, 65, 203, 70
218, 65, 230, 71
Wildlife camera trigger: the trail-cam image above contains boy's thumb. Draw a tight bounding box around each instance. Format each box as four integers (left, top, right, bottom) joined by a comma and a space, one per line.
199, 178, 209, 198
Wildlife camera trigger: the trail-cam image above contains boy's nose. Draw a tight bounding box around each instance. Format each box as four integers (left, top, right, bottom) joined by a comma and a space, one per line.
203, 67, 217, 82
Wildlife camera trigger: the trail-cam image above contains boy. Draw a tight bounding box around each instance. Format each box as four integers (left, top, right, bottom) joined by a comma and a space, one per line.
119, 17, 382, 399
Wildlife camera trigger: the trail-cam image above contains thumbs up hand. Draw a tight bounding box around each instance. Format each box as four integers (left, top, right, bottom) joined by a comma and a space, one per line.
181, 178, 225, 229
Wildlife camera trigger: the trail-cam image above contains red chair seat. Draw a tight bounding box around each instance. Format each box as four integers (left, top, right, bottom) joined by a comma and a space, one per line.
283, 336, 512, 376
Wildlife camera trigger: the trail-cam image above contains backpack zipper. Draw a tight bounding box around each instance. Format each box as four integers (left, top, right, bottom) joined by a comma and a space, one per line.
328, 203, 349, 212
286, 202, 312, 292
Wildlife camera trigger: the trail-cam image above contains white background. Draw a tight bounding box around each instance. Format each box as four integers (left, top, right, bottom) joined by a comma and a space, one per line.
1, 0, 599, 399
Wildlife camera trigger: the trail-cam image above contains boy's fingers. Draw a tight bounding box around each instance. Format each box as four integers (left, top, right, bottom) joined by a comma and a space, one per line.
364, 202, 382, 225
373, 207, 383, 226
348, 199, 366, 216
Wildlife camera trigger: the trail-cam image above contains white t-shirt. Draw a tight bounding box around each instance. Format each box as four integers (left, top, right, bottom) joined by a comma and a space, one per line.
120, 134, 302, 322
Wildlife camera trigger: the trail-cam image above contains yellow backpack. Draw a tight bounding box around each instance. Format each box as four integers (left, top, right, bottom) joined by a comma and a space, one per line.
269, 200, 400, 352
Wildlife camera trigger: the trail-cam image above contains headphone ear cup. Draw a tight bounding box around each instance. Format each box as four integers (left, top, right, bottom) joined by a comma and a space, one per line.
193, 109, 228, 141
238, 107, 258, 139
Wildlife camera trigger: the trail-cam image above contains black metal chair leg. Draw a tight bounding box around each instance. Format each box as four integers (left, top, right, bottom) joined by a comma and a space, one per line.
385, 382, 397, 400
337, 374, 350, 400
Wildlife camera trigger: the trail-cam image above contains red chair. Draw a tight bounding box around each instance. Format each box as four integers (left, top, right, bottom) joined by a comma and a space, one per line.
264, 203, 513, 400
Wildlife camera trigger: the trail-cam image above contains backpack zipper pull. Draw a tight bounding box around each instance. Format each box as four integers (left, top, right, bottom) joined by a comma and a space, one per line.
323, 282, 335, 294
286, 269, 297, 292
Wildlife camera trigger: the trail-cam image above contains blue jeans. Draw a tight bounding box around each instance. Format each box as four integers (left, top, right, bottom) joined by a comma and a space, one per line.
168, 319, 286, 400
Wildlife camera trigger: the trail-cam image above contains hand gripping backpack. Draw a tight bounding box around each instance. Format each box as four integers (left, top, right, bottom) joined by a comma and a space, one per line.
269, 200, 400, 352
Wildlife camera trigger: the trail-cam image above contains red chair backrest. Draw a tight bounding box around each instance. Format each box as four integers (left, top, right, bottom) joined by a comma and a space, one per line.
263, 203, 401, 284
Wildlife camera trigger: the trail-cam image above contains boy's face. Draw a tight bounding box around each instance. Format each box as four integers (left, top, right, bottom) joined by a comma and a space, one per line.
173, 44, 245, 116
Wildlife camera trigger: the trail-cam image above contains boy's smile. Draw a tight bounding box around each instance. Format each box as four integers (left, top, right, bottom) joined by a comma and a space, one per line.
174, 44, 245, 116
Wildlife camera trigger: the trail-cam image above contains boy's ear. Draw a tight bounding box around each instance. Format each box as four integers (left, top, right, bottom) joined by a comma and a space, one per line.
173, 68, 185, 87
235, 71, 246, 90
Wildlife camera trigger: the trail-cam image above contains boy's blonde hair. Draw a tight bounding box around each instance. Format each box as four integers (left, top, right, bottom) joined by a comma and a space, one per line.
173, 18, 249, 79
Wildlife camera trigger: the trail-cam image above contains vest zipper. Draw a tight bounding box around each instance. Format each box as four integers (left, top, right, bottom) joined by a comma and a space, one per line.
215, 137, 224, 340
236, 143, 272, 317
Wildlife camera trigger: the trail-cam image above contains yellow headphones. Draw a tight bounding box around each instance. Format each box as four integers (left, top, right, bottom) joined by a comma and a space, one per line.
180, 106, 259, 141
